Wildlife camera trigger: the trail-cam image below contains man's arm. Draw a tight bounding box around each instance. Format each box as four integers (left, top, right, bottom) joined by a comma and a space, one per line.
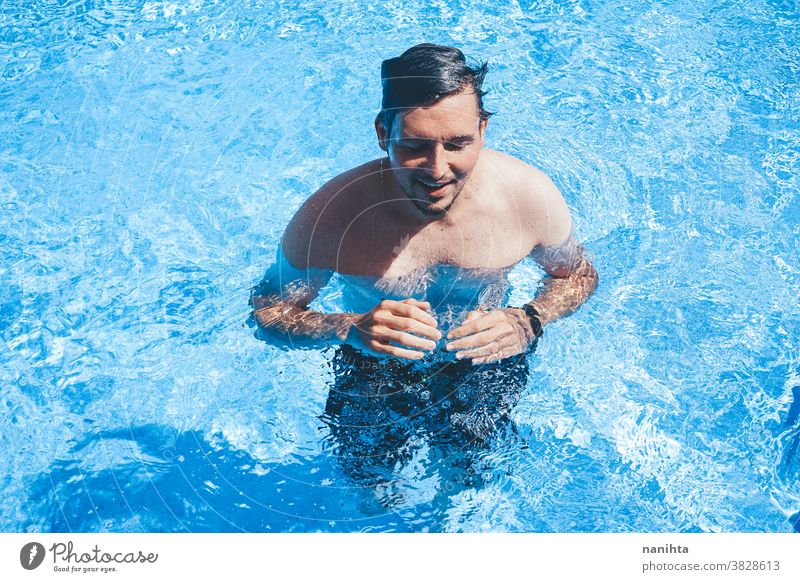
446, 165, 597, 364
444, 242, 598, 364
249, 176, 364, 343
250, 255, 441, 356
521, 166, 598, 326
249, 179, 359, 343
250, 283, 359, 342
527, 235, 599, 326
250, 175, 441, 357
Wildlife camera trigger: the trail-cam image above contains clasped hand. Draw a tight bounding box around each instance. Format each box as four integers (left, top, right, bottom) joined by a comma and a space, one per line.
353, 299, 535, 364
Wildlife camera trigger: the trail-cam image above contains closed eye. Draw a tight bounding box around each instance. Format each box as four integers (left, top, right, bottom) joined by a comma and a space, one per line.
396, 138, 472, 152
400, 142, 426, 152
444, 142, 466, 151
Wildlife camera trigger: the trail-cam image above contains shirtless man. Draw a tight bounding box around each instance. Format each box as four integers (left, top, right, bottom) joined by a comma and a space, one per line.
251, 43, 598, 366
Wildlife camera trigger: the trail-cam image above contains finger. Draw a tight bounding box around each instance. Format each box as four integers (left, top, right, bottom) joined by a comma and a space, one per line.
379, 313, 441, 341
447, 310, 497, 339
463, 309, 483, 323
455, 332, 524, 359
384, 301, 439, 329
453, 341, 502, 361
374, 327, 437, 351
472, 349, 523, 366
471, 355, 501, 365
446, 327, 505, 352
456, 342, 525, 363
402, 297, 432, 311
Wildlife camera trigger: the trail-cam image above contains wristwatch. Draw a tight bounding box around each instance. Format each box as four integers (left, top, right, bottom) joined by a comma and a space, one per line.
519, 304, 544, 340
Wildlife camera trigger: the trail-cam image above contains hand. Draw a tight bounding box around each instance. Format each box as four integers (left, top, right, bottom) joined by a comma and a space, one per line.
353, 298, 441, 360
445, 308, 536, 365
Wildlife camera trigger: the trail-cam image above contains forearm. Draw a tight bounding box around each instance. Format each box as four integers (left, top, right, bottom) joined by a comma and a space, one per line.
528, 260, 599, 326
252, 295, 359, 341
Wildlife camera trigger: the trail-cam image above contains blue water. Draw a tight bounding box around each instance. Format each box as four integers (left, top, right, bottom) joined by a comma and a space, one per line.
1, 0, 799, 532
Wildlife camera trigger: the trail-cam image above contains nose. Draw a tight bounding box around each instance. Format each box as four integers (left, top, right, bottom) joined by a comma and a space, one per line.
422, 142, 449, 179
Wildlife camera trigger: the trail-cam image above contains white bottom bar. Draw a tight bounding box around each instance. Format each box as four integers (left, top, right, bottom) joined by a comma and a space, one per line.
2, 533, 797, 581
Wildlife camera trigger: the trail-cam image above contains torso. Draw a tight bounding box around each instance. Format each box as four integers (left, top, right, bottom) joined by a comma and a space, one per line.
310, 149, 540, 278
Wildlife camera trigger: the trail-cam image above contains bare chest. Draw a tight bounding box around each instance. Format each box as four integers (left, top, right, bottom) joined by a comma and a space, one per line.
335, 217, 534, 278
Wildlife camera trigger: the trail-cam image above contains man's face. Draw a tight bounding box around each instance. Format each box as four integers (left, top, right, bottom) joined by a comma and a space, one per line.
377, 90, 487, 217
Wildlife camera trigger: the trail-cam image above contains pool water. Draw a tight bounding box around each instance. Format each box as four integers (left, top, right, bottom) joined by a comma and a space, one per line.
1, 0, 798, 532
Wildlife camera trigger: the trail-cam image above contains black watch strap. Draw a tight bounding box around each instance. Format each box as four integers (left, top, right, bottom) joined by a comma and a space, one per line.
520, 304, 543, 339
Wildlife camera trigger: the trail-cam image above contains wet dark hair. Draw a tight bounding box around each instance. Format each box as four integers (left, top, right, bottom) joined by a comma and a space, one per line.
378, 43, 493, 137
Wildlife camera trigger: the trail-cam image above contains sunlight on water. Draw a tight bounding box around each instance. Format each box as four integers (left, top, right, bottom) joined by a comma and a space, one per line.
1, 0, 798, 532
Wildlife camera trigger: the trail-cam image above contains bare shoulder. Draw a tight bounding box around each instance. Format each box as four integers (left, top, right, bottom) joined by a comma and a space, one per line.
481, 149, 573, 247
282, 159, 381, 268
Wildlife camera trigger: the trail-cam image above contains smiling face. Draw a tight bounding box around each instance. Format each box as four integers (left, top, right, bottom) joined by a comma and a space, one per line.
376, 90, 487, 218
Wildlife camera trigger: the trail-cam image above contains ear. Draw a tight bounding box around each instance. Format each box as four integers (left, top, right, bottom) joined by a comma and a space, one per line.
374, 115, 388, 152
478, 117, 488, 143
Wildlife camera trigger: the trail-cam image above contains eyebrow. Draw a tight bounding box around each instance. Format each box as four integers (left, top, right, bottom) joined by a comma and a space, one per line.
397, 135, 475, 143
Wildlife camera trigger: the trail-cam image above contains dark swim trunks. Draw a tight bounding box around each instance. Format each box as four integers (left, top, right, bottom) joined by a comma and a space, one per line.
321, 344, 533, 491
324, 343, 532, 443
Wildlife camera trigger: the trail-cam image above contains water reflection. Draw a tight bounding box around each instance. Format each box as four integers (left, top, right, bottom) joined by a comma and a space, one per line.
21, 342, 535, 533
22, 425, 413, 532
